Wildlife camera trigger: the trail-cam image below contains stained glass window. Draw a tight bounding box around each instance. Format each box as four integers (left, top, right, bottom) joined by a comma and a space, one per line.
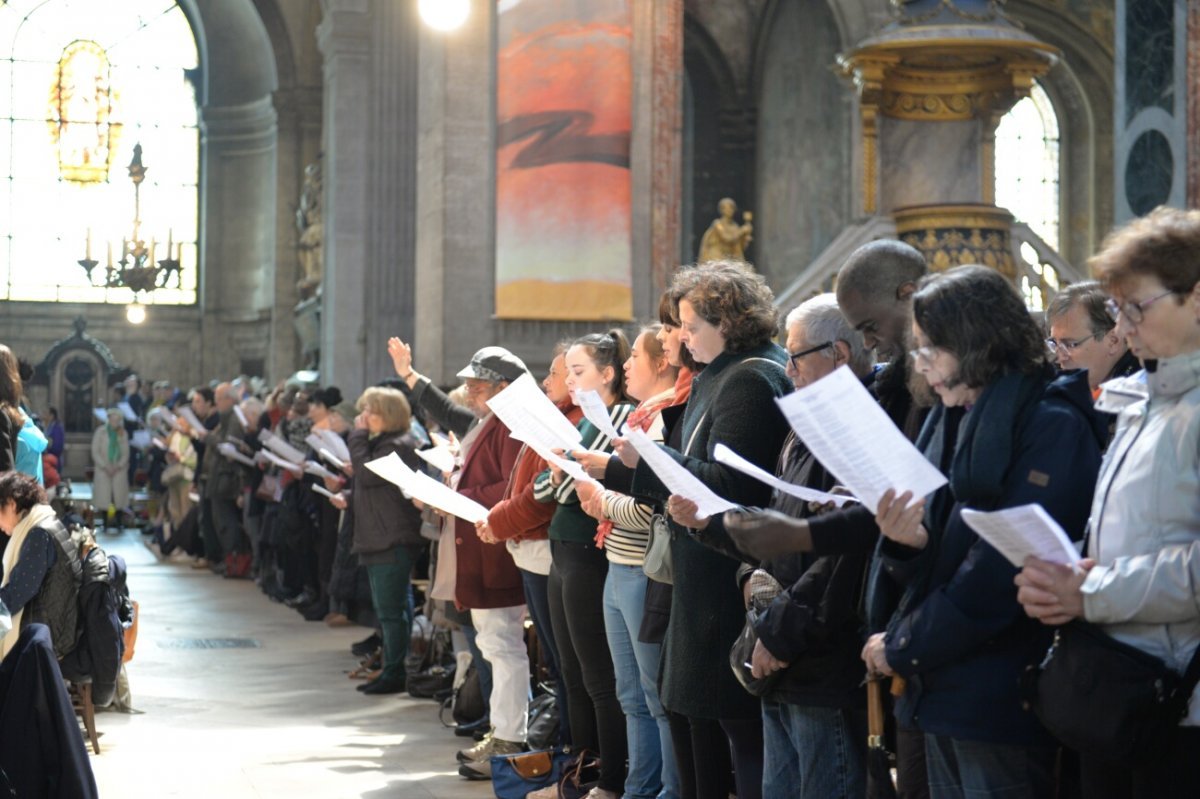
995, 82, 1060, 250
0, 0, 198, 305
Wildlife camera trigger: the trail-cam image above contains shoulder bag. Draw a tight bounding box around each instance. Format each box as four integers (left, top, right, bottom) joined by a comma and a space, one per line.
1024, 620, 1200, 766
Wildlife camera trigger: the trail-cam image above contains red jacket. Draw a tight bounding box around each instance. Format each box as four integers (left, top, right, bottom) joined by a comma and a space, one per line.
488, 405, 583, 543
453, 413, 525, 609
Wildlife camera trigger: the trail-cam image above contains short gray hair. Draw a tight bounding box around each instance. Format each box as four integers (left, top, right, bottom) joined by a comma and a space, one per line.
1045, 280, 1116, 336
785, 293, 874, 377
240, 396, 265, 421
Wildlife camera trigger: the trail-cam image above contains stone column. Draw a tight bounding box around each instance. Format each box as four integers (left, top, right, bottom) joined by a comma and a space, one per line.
1186, 0, 1200, 208
198, 96, 278, 381
317, 0, 372, 392
632, 0, 684, 304
317, 0, 420, 392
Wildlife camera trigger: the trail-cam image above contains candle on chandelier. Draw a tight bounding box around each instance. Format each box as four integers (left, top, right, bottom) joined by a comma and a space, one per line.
149, 238, 156, 265
86, 228, 92, 260
167, 228, 173, 254
107, 240, 113, 268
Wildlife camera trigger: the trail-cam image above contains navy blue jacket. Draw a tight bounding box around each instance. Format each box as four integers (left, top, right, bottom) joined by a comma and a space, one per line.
881, 370, 1105, 747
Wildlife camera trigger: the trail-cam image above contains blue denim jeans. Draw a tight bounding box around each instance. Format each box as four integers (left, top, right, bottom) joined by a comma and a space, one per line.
762, 700, 866, 799
603, 563, 680, 799
925, 734, 1054, 799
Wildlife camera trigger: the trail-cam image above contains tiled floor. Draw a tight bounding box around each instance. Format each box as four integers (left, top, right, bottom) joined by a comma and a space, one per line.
86, 528, 494, 799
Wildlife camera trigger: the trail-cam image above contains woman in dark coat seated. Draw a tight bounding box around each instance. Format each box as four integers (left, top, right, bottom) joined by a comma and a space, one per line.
861, 265, 1106, 798
0, 472, 83, 661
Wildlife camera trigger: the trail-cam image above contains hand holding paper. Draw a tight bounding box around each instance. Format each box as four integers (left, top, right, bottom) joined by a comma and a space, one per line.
574, 389, 620, 439
486, 373, 582, 452
961, 504, 1081, 569
713, 443, 855, 507
774, 366, 946, 513
623, 427, 734, 518
364, 452, 490, 524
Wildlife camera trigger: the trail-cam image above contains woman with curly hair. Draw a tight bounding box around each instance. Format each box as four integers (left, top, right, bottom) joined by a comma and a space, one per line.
619, 261, 793, 799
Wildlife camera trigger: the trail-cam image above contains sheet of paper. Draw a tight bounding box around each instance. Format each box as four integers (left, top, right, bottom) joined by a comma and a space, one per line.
364, 452, 489, 524
260, 449, 304, 476
775, 366, 947, 513
117, 401, 138, 422
522, 438, 600, 487
253, 451, 271, 467
318, 447, 348, 471
311, 484, 339, 500
93, 408, 107, 423
961, 505, 1081, 569
574, 389, 619, 439
176, 406, 205, 437
304, 460, 337, 480
217, 442, 257, 468
155, 407, 179, 431
130, 430, 152, 451
713, 443, 856, 507
623, 426, 735, 518
152, 437, 168, 451
315, 428, 351, 463
486, 373, 582, 452
259, 429, 306, 464
416, 445, 457, 475
233, 405, 249, 429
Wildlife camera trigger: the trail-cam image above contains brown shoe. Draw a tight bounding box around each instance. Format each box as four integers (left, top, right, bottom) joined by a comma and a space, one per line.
324, 612, 353, 628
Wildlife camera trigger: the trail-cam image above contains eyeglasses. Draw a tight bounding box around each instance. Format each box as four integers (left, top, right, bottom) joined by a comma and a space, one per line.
1105, 290, 1175, 324
908, 345, 940, 365
787, 341, 833, 369
1046, 332, 1102, 354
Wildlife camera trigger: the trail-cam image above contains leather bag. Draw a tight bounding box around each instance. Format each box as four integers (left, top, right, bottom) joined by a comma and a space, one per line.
1024, 620, 1200, 765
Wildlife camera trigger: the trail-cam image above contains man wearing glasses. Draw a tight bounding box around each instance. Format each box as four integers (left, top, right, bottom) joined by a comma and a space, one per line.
1045, 281, 1139, 398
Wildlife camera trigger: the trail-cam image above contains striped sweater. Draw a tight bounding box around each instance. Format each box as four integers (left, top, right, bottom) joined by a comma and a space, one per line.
533, 402, 634, 545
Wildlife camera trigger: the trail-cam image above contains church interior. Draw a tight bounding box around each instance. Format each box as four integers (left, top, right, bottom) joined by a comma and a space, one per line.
0, 0, 1196, 796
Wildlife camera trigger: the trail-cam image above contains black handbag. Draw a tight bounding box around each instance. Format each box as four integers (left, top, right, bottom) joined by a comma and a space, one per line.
526, 690, 561, 751
1024, 621, 1200, 765
729, 607, 783, 697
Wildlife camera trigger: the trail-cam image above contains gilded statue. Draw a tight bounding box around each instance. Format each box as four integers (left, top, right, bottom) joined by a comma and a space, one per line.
296, 156, 324, 299
698, 197, 753, 263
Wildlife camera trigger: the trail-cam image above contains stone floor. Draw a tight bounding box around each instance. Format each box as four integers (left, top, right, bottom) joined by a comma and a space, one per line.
86, 528, 494, 799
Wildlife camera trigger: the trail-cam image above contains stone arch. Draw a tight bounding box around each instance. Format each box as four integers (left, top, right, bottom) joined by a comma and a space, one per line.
1008, 0, 1115, 268
750, 0, 853, 287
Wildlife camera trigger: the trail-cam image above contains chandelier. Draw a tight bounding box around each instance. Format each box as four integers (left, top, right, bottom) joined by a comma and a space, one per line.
77, 143, 183, 303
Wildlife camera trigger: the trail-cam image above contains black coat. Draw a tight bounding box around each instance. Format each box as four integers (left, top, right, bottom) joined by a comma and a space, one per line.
59, 550, 125, 707
0, 624, 99, 799
632, 343, 793, 720
347, 428, 425, 559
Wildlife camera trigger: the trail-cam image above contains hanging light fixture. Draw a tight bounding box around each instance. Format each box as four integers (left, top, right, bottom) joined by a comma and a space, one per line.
418, 0, 469, 31
125, 301, 146, 325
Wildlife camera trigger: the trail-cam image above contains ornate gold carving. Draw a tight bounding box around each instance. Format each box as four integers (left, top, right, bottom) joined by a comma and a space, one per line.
893, 204, 1016, 279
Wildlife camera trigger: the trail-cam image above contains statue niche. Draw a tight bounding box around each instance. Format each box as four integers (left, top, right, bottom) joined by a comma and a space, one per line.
296, 155, 324, 300
698, 197, 753, 263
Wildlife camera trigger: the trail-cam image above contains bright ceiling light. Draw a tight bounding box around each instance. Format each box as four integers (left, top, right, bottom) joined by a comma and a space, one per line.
418, 0, 470, 31
126, 302, 146, 325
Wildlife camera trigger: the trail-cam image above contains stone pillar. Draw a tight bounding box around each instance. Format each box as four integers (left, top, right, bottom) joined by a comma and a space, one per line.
631, 0, 684, 303
198, 96, 278, 381
317, 0, 420, 392
1190, 0, 1200, 207
317, 1, 372, 392
272, 85, 322, 380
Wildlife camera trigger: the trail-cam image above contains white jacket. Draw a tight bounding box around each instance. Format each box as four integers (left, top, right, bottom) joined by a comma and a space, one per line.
1081, 348, 1200, 725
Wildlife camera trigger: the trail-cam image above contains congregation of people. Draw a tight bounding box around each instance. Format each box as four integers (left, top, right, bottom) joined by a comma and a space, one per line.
0, 205, 1197, 799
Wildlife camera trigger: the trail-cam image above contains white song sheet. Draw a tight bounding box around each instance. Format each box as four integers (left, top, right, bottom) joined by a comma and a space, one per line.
117, 401, 138, 422
522, 438, 599, 487
259, 429, 306, 464
623, 426, 735, 519
233, 405, 249, 429
315, 428, 352, 464
318, 448, 348, 471
961, 505, 1081, 569
217, 442, 257, 468
775, 366, 947, 513
311, 484, 339, 501
303, 460, 338, 480
365, 452, 490, 524
176, 406, 205, 437
713, 443, 856, 507
416, 445, 457, 475
574, 389, 620, 439
486, 373, 583, 452
260, 449, 304, 476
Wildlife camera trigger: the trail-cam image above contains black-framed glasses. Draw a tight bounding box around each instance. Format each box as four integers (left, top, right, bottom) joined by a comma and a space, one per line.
1105, 290, 1175, 324
1046, 332, 1102, 354
787, 341, 833, 369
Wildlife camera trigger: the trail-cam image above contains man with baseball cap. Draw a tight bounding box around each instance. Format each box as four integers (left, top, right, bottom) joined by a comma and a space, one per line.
388, 337, 530, 778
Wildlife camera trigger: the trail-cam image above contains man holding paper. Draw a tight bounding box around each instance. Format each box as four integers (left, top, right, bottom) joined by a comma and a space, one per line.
389, 337, 529, 776
198, 383, 248, 571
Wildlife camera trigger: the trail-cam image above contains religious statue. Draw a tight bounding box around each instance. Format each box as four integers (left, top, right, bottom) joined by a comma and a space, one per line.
295, 156, 324, 299
698, 197, 753, 263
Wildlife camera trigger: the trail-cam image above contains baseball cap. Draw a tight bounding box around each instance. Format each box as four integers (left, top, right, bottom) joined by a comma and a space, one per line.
455, 346, 528, 384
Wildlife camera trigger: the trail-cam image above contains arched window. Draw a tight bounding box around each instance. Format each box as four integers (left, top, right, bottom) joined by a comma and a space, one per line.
0, 0, 198, 305
995, 82, 1061, 310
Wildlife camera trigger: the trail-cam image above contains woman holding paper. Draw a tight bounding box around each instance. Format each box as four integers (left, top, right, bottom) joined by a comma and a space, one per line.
90, 408, 130, 530
532, 330, 634, 799
573, 324, 682, 799
1015, 207, 1200, 797
860, 265, 1105, 798
627, 261, 792, 799
346, 386, 426, 695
